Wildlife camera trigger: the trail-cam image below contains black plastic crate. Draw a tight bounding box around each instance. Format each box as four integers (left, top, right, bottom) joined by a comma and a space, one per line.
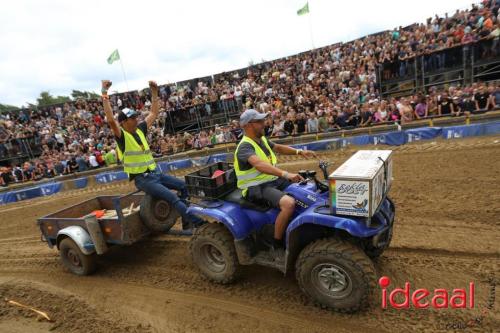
185, 162, 236, 199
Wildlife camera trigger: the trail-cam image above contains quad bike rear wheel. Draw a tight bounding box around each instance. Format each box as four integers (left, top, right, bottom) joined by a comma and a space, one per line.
189, 223, 240, 284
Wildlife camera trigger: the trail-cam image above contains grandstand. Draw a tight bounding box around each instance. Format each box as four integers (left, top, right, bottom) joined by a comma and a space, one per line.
1, 0, 500, 188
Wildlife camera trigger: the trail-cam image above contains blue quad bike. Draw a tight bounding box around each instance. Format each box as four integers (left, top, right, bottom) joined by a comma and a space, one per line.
187, 161, 395, 313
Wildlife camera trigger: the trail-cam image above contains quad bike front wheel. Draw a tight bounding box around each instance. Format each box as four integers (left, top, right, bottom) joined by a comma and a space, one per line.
363, 224, 394, 259
189, 223, 240, 284
364, 197, 395, 259
295, 238, 376, 313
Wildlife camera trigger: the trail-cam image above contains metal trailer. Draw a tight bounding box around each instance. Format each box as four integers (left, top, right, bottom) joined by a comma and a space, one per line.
37, 191, 178, 275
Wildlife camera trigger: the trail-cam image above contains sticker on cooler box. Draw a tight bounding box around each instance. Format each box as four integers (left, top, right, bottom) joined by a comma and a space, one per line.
371, 169, 385, 214
329, 180, 336, 206
334, 180, 370, 216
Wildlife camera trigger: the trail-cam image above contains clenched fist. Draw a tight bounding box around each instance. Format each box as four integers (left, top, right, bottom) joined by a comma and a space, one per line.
101, 80, 112, 94
149, 81, 158, 97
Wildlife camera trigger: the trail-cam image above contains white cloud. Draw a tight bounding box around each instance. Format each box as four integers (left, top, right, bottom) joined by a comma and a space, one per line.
0, 0, 474, 107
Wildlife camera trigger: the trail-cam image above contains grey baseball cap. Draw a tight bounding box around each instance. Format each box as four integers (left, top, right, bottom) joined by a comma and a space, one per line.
239, 109, 268, 126
118, 108, 138, 122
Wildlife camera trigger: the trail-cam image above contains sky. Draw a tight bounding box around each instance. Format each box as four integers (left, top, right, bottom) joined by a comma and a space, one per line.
0, 0, 475, 107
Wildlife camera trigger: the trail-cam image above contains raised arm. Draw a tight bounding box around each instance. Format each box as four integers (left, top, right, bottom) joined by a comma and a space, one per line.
101, 80, 121, 138
145, 81, 159, 128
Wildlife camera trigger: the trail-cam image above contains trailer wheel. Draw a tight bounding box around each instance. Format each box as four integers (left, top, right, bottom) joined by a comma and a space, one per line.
59, 238, 97, 276
140, 194, 179, 233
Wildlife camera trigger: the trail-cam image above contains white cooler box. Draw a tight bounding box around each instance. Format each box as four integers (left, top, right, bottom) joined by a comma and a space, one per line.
329, 150, 393, 217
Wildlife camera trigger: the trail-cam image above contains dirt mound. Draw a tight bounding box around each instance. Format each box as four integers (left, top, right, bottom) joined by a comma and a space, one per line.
0, 280, 151, 333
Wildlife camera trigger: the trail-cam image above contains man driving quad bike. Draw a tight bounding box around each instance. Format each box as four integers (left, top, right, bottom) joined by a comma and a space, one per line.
234, 109, 317, 262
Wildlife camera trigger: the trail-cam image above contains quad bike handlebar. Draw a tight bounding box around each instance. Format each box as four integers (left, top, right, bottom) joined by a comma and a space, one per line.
297, 160, 332, 192
319, 160, 330, 180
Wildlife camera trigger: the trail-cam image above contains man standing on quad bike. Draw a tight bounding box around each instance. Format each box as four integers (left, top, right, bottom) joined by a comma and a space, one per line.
101, 80, 204, 234
234, 109, 317, 261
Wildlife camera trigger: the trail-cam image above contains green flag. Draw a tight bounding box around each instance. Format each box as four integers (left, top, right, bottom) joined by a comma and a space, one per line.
297, 2, 309, 16
107, 49, 120, 64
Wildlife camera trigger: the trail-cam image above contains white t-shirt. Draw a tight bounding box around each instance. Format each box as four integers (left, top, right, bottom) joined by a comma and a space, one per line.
55, 133, 65, 144
216, 133, 225, 143
89, 155, 99, 167
241, 81, 250, 92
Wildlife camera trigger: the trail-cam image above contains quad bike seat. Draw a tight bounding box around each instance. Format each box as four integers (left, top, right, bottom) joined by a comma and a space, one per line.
224, 189, 271, 212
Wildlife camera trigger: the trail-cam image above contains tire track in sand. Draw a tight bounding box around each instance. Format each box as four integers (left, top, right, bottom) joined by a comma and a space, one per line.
0, 272, 383, 333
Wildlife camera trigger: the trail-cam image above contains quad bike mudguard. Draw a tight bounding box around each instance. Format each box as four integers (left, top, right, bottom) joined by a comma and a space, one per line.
188, 193, 394, 244
286, 196, 395, 242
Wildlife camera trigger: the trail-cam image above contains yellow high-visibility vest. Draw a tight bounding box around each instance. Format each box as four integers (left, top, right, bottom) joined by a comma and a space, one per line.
234, 136, 278, 196
116, 128, 156, 176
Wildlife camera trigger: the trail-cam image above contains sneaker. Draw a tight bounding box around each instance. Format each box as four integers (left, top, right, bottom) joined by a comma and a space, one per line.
184, 218, 208, 229
181, 219, 193, 231
168, 228, 193, 236
270, 247, 285, 265
193, 220, 208, 228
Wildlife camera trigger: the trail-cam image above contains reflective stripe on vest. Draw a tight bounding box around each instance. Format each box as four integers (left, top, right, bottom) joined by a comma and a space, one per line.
234, 136, 278, 195
117, 128, 156, 176
123, 149, 151, 156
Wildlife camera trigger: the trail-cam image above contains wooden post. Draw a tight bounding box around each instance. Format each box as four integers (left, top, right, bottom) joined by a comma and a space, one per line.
84, 215, 108, 255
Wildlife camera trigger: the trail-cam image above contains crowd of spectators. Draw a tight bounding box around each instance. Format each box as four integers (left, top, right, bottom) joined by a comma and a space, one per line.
2, 0, 500, 187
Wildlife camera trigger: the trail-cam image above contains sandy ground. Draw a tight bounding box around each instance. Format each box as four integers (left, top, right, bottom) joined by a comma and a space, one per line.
0, 135, 499, 333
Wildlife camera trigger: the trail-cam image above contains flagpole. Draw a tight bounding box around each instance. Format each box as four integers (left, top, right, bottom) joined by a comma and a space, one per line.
119, 56, 130, 91
307, 1, 315, 49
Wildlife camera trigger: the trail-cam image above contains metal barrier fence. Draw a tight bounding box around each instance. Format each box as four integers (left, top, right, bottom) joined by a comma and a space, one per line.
0, 136, 43, 164
378, 38, 500, 97
164, 97, 243, 134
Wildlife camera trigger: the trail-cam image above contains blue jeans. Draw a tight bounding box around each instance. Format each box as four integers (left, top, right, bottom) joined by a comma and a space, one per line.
134, 171, 204, 226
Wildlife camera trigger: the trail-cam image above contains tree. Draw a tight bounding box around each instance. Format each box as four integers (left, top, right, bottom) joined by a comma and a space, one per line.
0, 103, 20, 113
36, 91, 71, 107
1, 89, 99, 112
70, 90, 100, 100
